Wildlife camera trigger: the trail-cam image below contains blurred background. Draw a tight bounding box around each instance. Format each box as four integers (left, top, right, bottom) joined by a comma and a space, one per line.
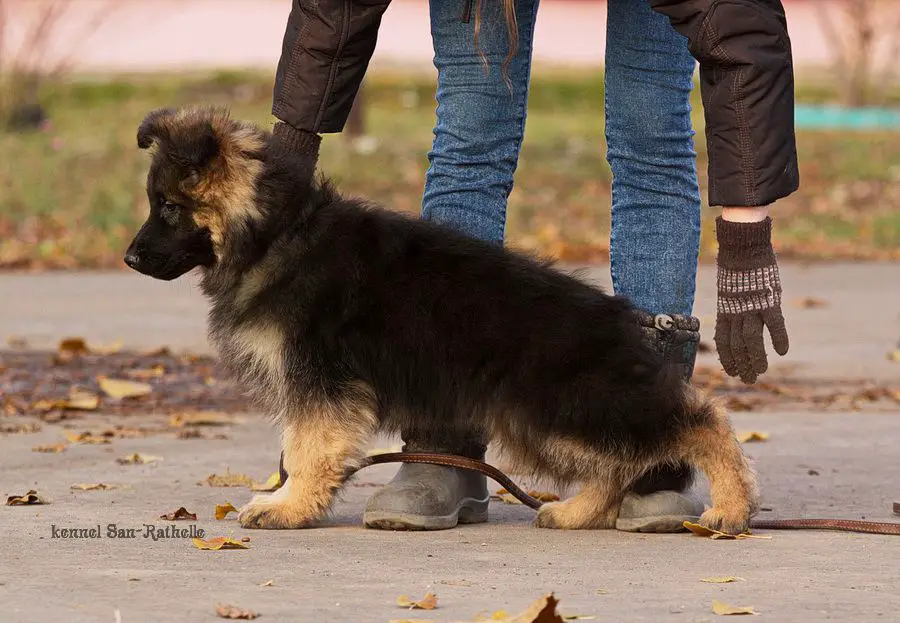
2, 0, 899, 270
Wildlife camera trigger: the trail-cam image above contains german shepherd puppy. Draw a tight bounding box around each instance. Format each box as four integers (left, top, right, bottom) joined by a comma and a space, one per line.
124, 106, 759, 534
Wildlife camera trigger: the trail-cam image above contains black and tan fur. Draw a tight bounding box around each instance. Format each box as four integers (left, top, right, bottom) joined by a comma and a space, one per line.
124, 106, 760, 534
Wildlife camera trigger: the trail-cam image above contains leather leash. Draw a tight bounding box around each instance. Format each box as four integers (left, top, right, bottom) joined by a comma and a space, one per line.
278, 452, 900, 536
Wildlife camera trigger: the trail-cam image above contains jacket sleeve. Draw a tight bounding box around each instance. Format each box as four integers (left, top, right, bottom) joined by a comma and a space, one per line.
273, 0, 392, 134
649, 0, 800, 207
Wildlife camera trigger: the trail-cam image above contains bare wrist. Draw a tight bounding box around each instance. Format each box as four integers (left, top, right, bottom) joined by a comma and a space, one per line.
721, 206, 769, 223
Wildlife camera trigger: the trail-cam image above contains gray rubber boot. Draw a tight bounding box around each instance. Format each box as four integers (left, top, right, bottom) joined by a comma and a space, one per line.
363, 431, 490, 531
615, 311, 706, 533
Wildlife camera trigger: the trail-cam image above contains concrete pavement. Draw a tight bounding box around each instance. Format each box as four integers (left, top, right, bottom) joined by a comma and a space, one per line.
2, 263, 899, 622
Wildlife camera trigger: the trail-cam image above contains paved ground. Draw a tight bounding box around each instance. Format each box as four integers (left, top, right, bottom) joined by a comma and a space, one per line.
2, 264, 899, 622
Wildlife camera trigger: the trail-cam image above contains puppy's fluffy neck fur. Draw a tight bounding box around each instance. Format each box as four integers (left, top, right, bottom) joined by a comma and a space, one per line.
198, 145, 337, 310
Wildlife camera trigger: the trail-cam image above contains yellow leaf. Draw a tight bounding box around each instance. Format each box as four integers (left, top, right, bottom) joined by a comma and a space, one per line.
792, 297, 828, 309
116, 453, 162, 465
214, 604, 259, 619
201, 472, 255, 488
193, 537, 249, 550
128, 366, 166, 380
160, 507, 197, 520
216, 503, 239, 520
251, 472, 282, 492
396, 592, 438, 610
683, 521, 772, 540
888, 349, 900, 363
98, 376, 153, 399
736, 431, 769, 443
71, 483, 116, 490
701, 577, 745, 584
34, 389, 100, 413
6, 489, 47, 505
496, 489, 560, 505
260, 580, 274, 587
66, 389, 101, 410
169, 411, 237, 427
712, 600, 757, 616
91, 340, 123, 355
33, 443, 67, 453
66, 431, 112, 445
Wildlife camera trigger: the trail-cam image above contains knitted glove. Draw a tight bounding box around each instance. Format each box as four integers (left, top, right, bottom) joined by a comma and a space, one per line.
272, 121, 322, 179
714, 216, 790, 384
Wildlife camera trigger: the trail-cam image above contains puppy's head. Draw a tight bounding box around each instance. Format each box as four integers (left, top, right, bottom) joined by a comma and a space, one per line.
124, 106, 266, 280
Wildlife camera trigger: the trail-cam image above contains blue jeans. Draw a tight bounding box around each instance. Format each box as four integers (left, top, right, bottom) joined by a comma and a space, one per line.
423, 0, 701, 317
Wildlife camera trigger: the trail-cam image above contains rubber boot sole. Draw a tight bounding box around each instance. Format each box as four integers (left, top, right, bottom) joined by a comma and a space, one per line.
364, 497, 490, 531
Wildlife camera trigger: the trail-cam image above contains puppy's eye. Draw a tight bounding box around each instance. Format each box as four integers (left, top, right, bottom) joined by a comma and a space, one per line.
160, 201, 180, 224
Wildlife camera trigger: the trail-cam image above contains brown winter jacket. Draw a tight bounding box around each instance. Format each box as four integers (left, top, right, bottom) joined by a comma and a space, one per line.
272, 0, 799, 208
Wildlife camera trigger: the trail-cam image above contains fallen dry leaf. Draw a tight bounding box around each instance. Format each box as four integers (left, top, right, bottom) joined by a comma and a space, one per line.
736, 431, 770, 443
503, 593, 565, 623
160, 507, 198, 521
1, 422, 41, 434
562, 615, 595, 621
495, 489, 560, 505
71, 483, 116, 491
251, 472, 282, 492
34, 389, 100, 413
215, 503, 238, 520
97, 377, 153, 399
888, 350, 900, 363
32, 442, 67, 453
260, 580, 274, 587
92, 340, 123, 355
57, 337, 89, 360
201, 472, 255, 488
169, 411, 237, 427
7, 335, 28, 348
116, 453, 162, 465
193, 537, 249, 551
6, 490, 47, 505
712, 600, 757, 616
683, 521, 772, 540
701, 577, 745, 584
396, 592, 438, 611
127, 366, 166, 380
792, 297, 828, 309
66, 431, 112, 445
214, 604, 259, 620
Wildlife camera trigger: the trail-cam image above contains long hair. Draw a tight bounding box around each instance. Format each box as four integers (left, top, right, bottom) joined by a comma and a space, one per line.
471, 0, 520, 89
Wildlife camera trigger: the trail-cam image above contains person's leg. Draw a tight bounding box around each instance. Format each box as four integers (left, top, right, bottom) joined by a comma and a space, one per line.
420, 0, 540, 243
604, 0, 705, 532
363, 0, 540, 530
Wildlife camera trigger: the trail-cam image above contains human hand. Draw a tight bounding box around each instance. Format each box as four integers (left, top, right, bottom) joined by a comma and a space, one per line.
714, 217, 789, 384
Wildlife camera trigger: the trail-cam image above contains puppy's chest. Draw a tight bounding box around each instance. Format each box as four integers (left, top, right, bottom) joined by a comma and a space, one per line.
213, 321, 287, 395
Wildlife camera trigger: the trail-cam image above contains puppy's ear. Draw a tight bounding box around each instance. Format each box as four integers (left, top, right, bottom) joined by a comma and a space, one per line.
137, 107, 176, 149
165, 120, 221, 175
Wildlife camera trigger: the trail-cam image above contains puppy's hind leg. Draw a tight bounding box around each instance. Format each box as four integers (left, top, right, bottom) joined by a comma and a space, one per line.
529, 438, 633, 530
676, 388, 760, 535
239, 383, 378, 529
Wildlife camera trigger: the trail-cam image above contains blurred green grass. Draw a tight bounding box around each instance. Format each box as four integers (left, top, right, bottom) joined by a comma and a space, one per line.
1, 68, 899, 269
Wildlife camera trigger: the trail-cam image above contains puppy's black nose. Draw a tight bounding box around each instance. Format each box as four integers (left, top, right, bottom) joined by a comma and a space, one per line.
124, 253, 140, 269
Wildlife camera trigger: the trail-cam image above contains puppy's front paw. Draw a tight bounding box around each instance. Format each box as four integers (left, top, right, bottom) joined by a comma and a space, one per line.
534, 502, 567, 529
698, 506, 750, 536
238, 494, 319, 530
